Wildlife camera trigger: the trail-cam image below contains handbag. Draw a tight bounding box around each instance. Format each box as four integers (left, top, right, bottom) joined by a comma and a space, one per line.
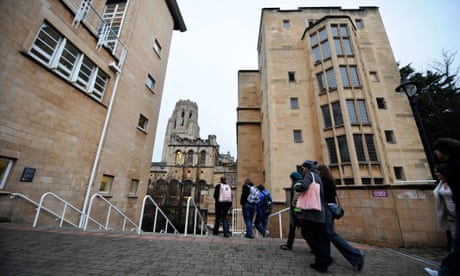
295, 172, 322, 211
328, 196, 345, 219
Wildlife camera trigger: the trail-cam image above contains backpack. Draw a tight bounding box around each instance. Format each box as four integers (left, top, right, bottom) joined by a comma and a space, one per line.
262, 191, 273, 215
247, 185, 260, 204
218, 183, 232, 202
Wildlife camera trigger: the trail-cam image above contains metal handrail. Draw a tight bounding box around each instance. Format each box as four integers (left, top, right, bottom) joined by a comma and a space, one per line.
83, 193, 138, 232
32, 192, 83, 228
138, 195, 179, 235
268, 207, 290, 240
184, 197, 207, 237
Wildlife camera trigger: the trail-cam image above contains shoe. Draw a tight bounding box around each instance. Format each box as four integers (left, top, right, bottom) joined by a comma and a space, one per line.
310, 263, 327, 273
280, 244, 291, 250
263, 231, 270, 238
245, 234, 254, 239
354, 252, 365, 272
424, 267, 439, 276
224, 233, 230, 238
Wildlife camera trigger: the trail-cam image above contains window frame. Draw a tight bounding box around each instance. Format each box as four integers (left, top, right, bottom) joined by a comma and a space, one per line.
293, 129, 303, 143
99, 174, 114, 194
137, 114, 148, 132
0, 157, 14, 190
128, 179, 139, 196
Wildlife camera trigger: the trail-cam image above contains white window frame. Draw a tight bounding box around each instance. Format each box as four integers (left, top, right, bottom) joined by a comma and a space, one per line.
0, 157, 14, 190
145, 74, 156, 92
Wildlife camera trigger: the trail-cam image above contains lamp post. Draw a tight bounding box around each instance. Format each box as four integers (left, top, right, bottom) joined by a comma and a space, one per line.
395, 77, 436, 179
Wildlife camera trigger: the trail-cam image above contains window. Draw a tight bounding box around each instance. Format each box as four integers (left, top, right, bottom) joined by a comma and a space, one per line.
340, 66, 350, 87
331, 24, 353, 56
290, 98, 299, 109
200, 151, 206, 165
0, 157, 14, 190
293, 130, 302, 143
339, 66, 360, 88
346, 100, 358, 124
355, 19, 364, 29
146, 74, 156, 91
376, 97, 386, 109
326, 138, 338, 164
99, 175, 113, 193
29, 22, 109, 101
316, 72, 326, 92
137, 114, 148, 131
362, 178, 371, 185
370, 71, 379, 82
129, 179, 139, 195
331, 102, 343, 126
326, 68, 337, 90
100, 0, 128, 50
357, 100, 369, 124
385, 130, 396, 144
153, 39, 162, 56
321, 105, 332, 128
288, 71, 296, 82
337, 135, 350, 162
346, 99, 369, 125
349, 66, 360, 87
353, 134, 366, 162
365, 134, 378, 161
283, 20, 290, 29
187, 150, 194, 165
321, 40, 331, 60
394, 167, 404, 180
175, 151, 182, 164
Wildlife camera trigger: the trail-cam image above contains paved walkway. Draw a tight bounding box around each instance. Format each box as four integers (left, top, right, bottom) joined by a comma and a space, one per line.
0, 224, 445, 275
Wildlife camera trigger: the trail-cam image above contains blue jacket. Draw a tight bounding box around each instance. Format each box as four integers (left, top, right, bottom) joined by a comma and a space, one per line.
257, 190, 271, 217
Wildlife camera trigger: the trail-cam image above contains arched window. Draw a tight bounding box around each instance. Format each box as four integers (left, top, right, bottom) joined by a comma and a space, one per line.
200, 151, 206, 165
175, 150, 182, 164
187, 150, 194, 165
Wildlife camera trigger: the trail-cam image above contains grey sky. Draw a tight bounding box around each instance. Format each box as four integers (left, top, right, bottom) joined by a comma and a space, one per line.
152, 0, 460, 161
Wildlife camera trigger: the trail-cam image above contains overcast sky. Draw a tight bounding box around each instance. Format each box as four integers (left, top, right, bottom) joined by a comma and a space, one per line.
152, 0, 460, 162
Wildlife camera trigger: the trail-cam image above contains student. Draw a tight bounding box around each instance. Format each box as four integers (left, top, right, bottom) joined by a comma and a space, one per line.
254, 184, 271, 237
280, 171, 303, 250
240, 179, 259, 239
213, 177, 232, 237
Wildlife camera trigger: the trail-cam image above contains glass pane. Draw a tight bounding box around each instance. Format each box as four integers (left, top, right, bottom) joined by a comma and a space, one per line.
337, 136, 350, 162
340, 66, 350, 87
357, 100, 369, 124
334, 39, 343, 55
343, 39, 353, 55
91, 69, 108, 100
331, 25, 339, 37
366, 134, 378, 161
319, 28, 327, 41
312, 46, 321, 63
350, 66, 360, 86
316, 72, 325, 91
30, 23, 61, 65
321, 41, 331, 59
57, 40, 80, 78
76, 56, 95, 91
340, 25, 348, 36
332, 102, 343, 126
321, 105, 332, 128
310, 33, 318, 46
326, 68, 337, 89
326, 138, 338, 163
353, 134, 366, 161
346, 100, 358, 124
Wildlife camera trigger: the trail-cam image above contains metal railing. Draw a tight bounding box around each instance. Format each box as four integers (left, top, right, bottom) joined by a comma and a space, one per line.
184, 197, 208, 237
231, 207, 290, 239
268, 207, 290, 240
83, 193, 138, 232
32, 192, 82, 228
138, 195, 179, 235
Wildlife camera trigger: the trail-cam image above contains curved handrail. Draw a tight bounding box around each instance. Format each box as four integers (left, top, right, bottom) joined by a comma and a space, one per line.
84, 193, 138, 232
138, 195, 180, 235
32, 192, 82, 228
184, 197, 208, 237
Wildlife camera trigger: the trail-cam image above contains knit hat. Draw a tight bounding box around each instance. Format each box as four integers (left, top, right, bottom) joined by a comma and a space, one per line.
302, 160, 318, 169
290, 171, 302, 180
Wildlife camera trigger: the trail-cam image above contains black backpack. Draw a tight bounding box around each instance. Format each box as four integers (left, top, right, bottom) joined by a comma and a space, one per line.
262, 191, 273, 215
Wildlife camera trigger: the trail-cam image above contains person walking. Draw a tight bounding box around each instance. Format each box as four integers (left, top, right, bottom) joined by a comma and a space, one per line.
425, 138, 460, 276
295, 160, 333, 273
280, 171, 303, 250
254, 184, 271, 237
319, 164, 364, 272
433, 163, 456, 251
213, 177, 232, 237
240, 179, 259, 239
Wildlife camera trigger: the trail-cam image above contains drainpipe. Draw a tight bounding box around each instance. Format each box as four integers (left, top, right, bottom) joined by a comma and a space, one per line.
79, 63, 122, 228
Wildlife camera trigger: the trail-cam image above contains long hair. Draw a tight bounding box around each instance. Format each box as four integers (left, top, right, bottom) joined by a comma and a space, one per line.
433, 138, 460, 158
318, 164, 335, 183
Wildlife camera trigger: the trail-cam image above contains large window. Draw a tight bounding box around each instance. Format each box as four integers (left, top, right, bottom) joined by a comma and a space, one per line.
331, 102, 343, 126
310, 27, 331, 63
326, 138, 338, 164
331, 24, 353, 56
346, 99, 369, 125
100, 0, 128, 50
353, 134, 379, 162
340, 65, 360, 88
29, 22, 109, 101
321, 105, 332, 128
0, 157, 14, 190
187, 150, 194, 165
337, 136, 350, 162
326, 68, 337, 90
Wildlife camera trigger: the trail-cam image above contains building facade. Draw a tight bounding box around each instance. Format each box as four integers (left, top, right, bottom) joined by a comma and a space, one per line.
237, 7, 432, 202
0, 0, 186, 226
149, 100, 237, 229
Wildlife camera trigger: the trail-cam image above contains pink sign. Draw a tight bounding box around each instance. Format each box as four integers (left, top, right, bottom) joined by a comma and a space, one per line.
372, 190, 388, 198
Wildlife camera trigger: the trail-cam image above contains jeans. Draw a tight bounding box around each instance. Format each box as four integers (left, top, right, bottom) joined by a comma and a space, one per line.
243, 202, 256, 237
452, 208, 460, 251
254, 212, 268, 235
326, 206, 362, 267
213, 202, 231, 235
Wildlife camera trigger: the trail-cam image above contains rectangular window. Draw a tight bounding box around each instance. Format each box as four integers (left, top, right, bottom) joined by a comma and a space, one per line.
100, 0, 128, 50
340, 25, 349, 36
0, 157, 14, 190
326, 68, 337, 90
321, 40, 331, 60
146, 74, 156, 91
370, 71, 379, 82
337, 135, 350, 162
343, 39, 353, 55
29, 22, 108, 101
394, 167, 404, 180
385, 130, 396, 144
290, 97, 299, 109
153, 39, 162, 56
331, 25, 339, 37
310, 33, 318, 46
357, 100, 369, 124
99, 175, 113, 193
349, 66, 360, 87
293, 130, 302, 143
365, 134, 378, 161
355, 19, 364, 29
346, 100, 358, 124
321, 105, 332, 128
288, 71, 296, 82
334, 38, 343, 56
129, 179, 139, 195
138, 114, 148, 131
376, 97, 386, 109
319, 28, 327, 41
316, 72, 326, 92
312, 46, 321, 63
326, 138, 338, 164
283, 20, 290, 29
331, 102, 343, 126
353, 134, 366, 162
340, 66, 350, 87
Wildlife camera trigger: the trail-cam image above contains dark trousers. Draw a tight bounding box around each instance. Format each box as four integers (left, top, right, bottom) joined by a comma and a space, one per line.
213, 202, 231, 235
301, 219, 332, 268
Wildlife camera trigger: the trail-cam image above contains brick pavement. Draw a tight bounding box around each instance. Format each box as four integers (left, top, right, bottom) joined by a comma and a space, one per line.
0, 224, 445, 275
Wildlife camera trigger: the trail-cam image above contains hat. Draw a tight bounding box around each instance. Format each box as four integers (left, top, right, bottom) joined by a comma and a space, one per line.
290, 171, 302, 180
302, 160, 318, 169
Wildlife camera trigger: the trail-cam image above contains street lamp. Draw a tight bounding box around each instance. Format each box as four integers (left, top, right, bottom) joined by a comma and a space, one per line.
395, 77, 436, 179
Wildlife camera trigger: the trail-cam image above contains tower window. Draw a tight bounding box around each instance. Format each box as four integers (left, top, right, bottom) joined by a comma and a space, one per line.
376, 98, 386, 109
137, 114, 148, 131
290, 98, 299, 109
293, 130, 302, 143
283, 20, 290, 29
385, 130, 396, 144
288, 71, 296, 82
394, 167, 405, 180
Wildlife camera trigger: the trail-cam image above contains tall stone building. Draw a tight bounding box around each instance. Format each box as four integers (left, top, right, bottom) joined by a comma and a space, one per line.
237, 6, 432, 201
0, 0, 186, 226
149, 100, 236, 229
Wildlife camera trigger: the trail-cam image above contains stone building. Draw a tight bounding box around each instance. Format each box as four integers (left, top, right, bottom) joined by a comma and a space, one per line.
236, 6, 444, 246
149, 100, 237, 229
0, 0, 186, 227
